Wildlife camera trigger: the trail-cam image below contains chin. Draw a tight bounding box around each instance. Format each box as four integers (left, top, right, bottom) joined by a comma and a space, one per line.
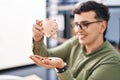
78, 36, 87, 45
79, 40, 86, 45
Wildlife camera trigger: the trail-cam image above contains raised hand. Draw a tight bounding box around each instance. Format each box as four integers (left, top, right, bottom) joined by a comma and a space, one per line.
32, 20, 44, 41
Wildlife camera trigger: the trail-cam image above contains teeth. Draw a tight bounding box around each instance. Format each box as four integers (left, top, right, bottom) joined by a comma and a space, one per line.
80, 35, 85, 38
78, 34, 84, 36
78, 34, 86, 39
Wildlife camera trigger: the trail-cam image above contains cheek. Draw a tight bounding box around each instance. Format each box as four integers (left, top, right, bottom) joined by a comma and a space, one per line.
87, 27, 100, 39
73, 27, 79, 33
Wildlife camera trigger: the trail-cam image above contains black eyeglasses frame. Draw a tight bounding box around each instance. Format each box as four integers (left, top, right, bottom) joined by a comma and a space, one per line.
72, 20, 103, 30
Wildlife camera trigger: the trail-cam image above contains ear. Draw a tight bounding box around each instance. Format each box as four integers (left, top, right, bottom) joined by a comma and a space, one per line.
100, 21, 107, 34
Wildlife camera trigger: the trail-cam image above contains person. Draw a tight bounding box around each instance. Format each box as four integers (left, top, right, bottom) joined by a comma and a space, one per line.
30, 1, 120, 80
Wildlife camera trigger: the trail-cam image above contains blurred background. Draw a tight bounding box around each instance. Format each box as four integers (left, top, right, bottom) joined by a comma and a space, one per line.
0, 0, 120, 80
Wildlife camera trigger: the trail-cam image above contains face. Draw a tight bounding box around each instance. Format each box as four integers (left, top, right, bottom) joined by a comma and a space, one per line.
73, 11, 106, 45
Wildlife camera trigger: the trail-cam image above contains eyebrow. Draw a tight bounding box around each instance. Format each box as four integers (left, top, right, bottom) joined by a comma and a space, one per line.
74, 20, 90, 24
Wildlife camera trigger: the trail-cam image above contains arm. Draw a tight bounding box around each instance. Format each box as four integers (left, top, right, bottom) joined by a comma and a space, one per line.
32, 19, 50, 57
30, 54, 76, 80
32, 19, 74, 59
32, 39, 50, 57
32, 36, 77, 61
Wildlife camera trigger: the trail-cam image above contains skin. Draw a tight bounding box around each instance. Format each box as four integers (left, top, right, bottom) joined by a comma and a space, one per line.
30, 11, 107, 69
74, 11, 106, 54
32, 20, 44, 41
30, 55, 64, 69
31, 20, 65, 69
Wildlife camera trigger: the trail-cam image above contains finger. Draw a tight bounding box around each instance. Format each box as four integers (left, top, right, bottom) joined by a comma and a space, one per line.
34, 55, 43, 59
48, 57, 64, 68
33, 24, 42, 31
30, 56, 56, 68
41, 61, 55, 68
32, 26, 44, 37
33, 24, 44, 34
33, 55, 44, 61
42, 59, 51, 65
36, 19, 42, 26
30, 56, 45, 66
32, 27, 41, 34
34, 55, 49, 62
44, 64, 55, 69
42, 60, 56, 68
29, 55, 39, 62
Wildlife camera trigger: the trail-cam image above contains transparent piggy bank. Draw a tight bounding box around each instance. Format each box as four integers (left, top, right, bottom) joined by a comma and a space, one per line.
42, 19, 58, 38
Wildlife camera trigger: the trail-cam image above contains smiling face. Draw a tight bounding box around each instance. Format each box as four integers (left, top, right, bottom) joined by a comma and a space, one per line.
74, 11, 106, 46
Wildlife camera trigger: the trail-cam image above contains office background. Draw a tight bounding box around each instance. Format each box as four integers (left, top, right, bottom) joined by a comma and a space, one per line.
0, 0, 120, 80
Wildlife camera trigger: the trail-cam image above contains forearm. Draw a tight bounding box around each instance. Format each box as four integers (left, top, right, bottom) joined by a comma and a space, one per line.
32, 39, 49, 57
32, 36, 77, 60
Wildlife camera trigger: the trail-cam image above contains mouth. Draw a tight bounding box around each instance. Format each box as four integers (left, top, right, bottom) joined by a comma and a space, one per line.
77, 33, 87, 40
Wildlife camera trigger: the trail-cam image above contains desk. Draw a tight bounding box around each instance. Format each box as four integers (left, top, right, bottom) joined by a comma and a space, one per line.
0, 75, 24, 80
0, 64, 57, 80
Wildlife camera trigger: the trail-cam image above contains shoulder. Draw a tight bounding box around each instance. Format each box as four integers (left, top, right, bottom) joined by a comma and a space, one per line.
101, 40, 120, 62
89, 45, 120, 80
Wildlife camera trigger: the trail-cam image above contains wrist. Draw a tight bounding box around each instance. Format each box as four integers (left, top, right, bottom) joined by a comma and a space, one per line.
56, 63, 67, 73
33, 36, 43, 41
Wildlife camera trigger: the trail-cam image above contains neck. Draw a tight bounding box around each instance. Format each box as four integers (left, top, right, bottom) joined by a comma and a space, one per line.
85, 37, 104, 55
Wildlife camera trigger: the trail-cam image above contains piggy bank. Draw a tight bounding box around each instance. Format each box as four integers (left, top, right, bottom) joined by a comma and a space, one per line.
42, 19, 58, 38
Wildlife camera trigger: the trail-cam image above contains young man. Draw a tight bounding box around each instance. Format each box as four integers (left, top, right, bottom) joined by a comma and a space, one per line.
30, 1, 120, 80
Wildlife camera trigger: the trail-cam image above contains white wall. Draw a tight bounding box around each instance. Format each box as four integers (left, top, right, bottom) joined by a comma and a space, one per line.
0, 0, 46, 70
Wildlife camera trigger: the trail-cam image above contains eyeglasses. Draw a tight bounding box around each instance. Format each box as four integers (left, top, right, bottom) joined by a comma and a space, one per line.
72, 20, 102, 30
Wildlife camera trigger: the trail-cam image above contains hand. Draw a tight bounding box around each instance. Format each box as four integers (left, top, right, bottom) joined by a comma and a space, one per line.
29, 55, 65, 69
32, 20, 44, 41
